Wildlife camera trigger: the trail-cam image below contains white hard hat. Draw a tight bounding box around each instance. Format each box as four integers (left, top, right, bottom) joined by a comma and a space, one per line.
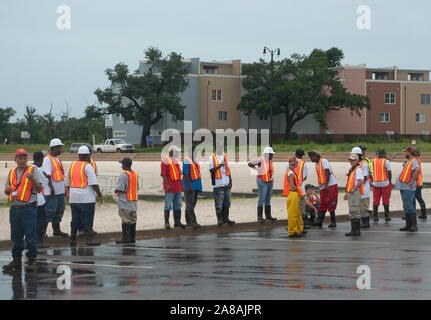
49, 138, 63, 148
78, 146, 91, 154
351, 147, 362, 155
263, 147, 275, 154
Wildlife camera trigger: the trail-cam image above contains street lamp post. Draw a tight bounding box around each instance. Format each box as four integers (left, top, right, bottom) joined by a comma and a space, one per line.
263, 47, 280, 146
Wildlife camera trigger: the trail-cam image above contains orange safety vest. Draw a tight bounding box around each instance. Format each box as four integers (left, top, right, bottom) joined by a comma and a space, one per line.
316, 158, 326, 185
8, 166, 35, 203
283, 169, 304, 197
260, 158, 274, 183
346, 166, 365, 194
69, 161, 88, 189
185, 157, 201, 180
294, 160, 305, 186
165, 157, 181, 181
372, 158, 388, 182
124, 170, 138, 201
91, 159, 97, 175
417, 159, 423, 187
46, 154, 64, 182
399, 158, 417, 183
212, 153, 230, 179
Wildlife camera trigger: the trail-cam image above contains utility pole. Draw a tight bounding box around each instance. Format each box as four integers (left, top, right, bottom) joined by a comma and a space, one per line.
263, 47, 280, 146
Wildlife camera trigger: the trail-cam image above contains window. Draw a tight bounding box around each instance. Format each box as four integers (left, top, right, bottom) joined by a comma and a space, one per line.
373, 72, 388, 80
385, 93, 396, 104
259, 115, 268, 121
416, 113, 425, 123
421, 94, 431, 105
379, 112, 390, 123
203, 66, 218, 74
218, 111, 227, 121
119, 115, 132, 124
211, 89, 222, 101
409, 73, 424, 81
113, 131, 126, 137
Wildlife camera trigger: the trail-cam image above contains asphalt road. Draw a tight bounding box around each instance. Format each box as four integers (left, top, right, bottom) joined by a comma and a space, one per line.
1, 218, 431, 300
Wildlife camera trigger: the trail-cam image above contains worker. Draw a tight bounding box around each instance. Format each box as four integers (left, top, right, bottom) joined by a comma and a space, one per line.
304, 184, 319, 225
307, 151, 338, 228
3, 149, 43, 273
344, 153, 365, 236
359, 145, 373, 178
65, 146, 103, 246
182, 146, 202, 229
371, 149, 392, 222
248, 146, 277, 223
283, 156, 306, 238
294, 149, 309, 229
397, 147, 421, 232
209, 142, 235, 226
32, 151, 49, 249
42, 138, 68, 238
115, 157, 139, 244
161, 145, 185, 229
415, 151, 427, 220
351, 147, 371, 229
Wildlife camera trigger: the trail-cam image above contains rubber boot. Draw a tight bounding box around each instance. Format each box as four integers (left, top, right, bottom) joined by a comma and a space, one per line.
257, 206, 264, 223
130, 223, 136, 243
360, 216, 370, 229
314, 211, 326, 228
216, 208, 224, 226
173, 211, 186, 229
222, 206, 235, 225
408, 214, 418, 232
2, 256, 22, 273
52, 222, 68, 238
418, 204, 427, 220
328, 211, 337, 228
164, 210, 171, 230
84, 226, 101, 246
265, 206, 277, 221
384, 205, 391, 222
373, 205, 379, 222
25, 256, 37, 272
309, 210, 316, 225
345, 219, 361, 236
116, 224, 131, 244
70, 228, 77, 246
400, 213, 411, 231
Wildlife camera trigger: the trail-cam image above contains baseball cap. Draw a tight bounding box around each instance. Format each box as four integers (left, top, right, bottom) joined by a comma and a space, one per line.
15, 148, 28, 157
349, 153, 359, 161
263, 147, 275, 154
359, 145, 367, 151
119, 157, 132, 167
49, 138, 63, 148
78, 146, 91, 154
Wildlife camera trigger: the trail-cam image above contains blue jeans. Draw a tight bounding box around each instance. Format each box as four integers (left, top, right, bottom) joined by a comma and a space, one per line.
257, 180, 273, 207
213, 187, 231, 210
78, 205, 95, 232
44, 194, 65, 223
10, 204, 38, 257
37, 205, 48, 238
415, 186, 426, 209
400, 190, 416, 215
70, 203, 95, 230
164, 192, 182, 212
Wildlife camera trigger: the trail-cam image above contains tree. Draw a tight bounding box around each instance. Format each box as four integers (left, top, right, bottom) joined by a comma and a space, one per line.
23, 105, 44, 143
237, 47, 371, 139
95, 47, 189, 146
0, 107, 16, 139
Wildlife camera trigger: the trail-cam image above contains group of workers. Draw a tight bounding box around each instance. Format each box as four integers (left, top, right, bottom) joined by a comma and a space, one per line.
2, 138, 427, 273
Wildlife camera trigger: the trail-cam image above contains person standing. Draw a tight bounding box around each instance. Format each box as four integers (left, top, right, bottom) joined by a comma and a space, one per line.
209, 143, 235, 226
3, 149, 43, 273
294, 149, 309, 228
115, 157, 139, 244
248, 147, 277, 223
396, 147, 421, 232
283, 156, 305, 238
351, 147, 371, 229
415, 151, 427, 220
32, 152, 49, 249
371, 149, 392, 222
344, 153, 365, 236
182, 146, 202, 229
65, 146, 103, 246
307, 151, 338, 228
42, 138, 68, 238
161, 146, 185, 230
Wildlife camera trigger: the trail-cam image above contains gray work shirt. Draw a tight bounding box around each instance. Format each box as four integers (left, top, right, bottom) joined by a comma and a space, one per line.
395, 159, 419, 191
116, 172, 139, 211
5, 166, 43, 207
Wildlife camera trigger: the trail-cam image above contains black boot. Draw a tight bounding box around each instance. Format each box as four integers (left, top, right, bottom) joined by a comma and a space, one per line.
2, 256, 22, 273
418, 204, 427, 219
130, 223, 136, 243
400, 213, 411, 231
222, 206, 235, 225
314, 211, 326, 228
373, 205, 379, 222
216, 208, 224, 226
70, 228, 77, 246
408, 214, 418, 232
38, 235, 49, 249
257, 206, 264, 223
25, 256, 37, 272
164, 210, 171, 230
173, 211, 186, 229
328, 211, 337, 228
360, 216, 370, 229
52, 222, 68, 238
384, 205, 391, 222
84, 226, 101, 246
309, 210, 316, 225
116, 224, 131, 244
265, 206, 277, 221
345, 219, 361, 236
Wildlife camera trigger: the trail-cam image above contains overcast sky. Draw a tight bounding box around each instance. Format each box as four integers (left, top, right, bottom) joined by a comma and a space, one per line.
1, 0, 430, 119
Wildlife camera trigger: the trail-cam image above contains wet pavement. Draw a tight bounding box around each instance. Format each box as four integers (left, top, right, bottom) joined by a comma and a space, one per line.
1, 218, 431, 300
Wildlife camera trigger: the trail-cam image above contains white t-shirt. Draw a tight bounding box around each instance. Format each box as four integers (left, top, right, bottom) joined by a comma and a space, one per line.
209, 154, 230, 188
372, 160, 391, 188
65, 163, 98, 203
318, 159, 337, 190
42, 155, 65, 195
361, 161, 370, 199
353, 166, 364, 189
32, 165, 48, 206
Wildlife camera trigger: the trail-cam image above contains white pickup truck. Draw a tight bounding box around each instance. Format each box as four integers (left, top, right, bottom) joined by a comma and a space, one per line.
94, 139, 135, 153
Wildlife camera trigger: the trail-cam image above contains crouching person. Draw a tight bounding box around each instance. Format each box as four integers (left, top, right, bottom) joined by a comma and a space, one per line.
115, 157, 139, 244
65, 146, 103, 246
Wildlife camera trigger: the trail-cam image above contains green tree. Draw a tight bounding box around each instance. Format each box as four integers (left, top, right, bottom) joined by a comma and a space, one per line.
0, 107, 16, 140
23, 105, 44, 143
237, 47, 371, 139
94, 47, 189, 146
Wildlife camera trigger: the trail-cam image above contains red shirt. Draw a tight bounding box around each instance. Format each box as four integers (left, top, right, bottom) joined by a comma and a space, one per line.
161, 160, 183, 193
